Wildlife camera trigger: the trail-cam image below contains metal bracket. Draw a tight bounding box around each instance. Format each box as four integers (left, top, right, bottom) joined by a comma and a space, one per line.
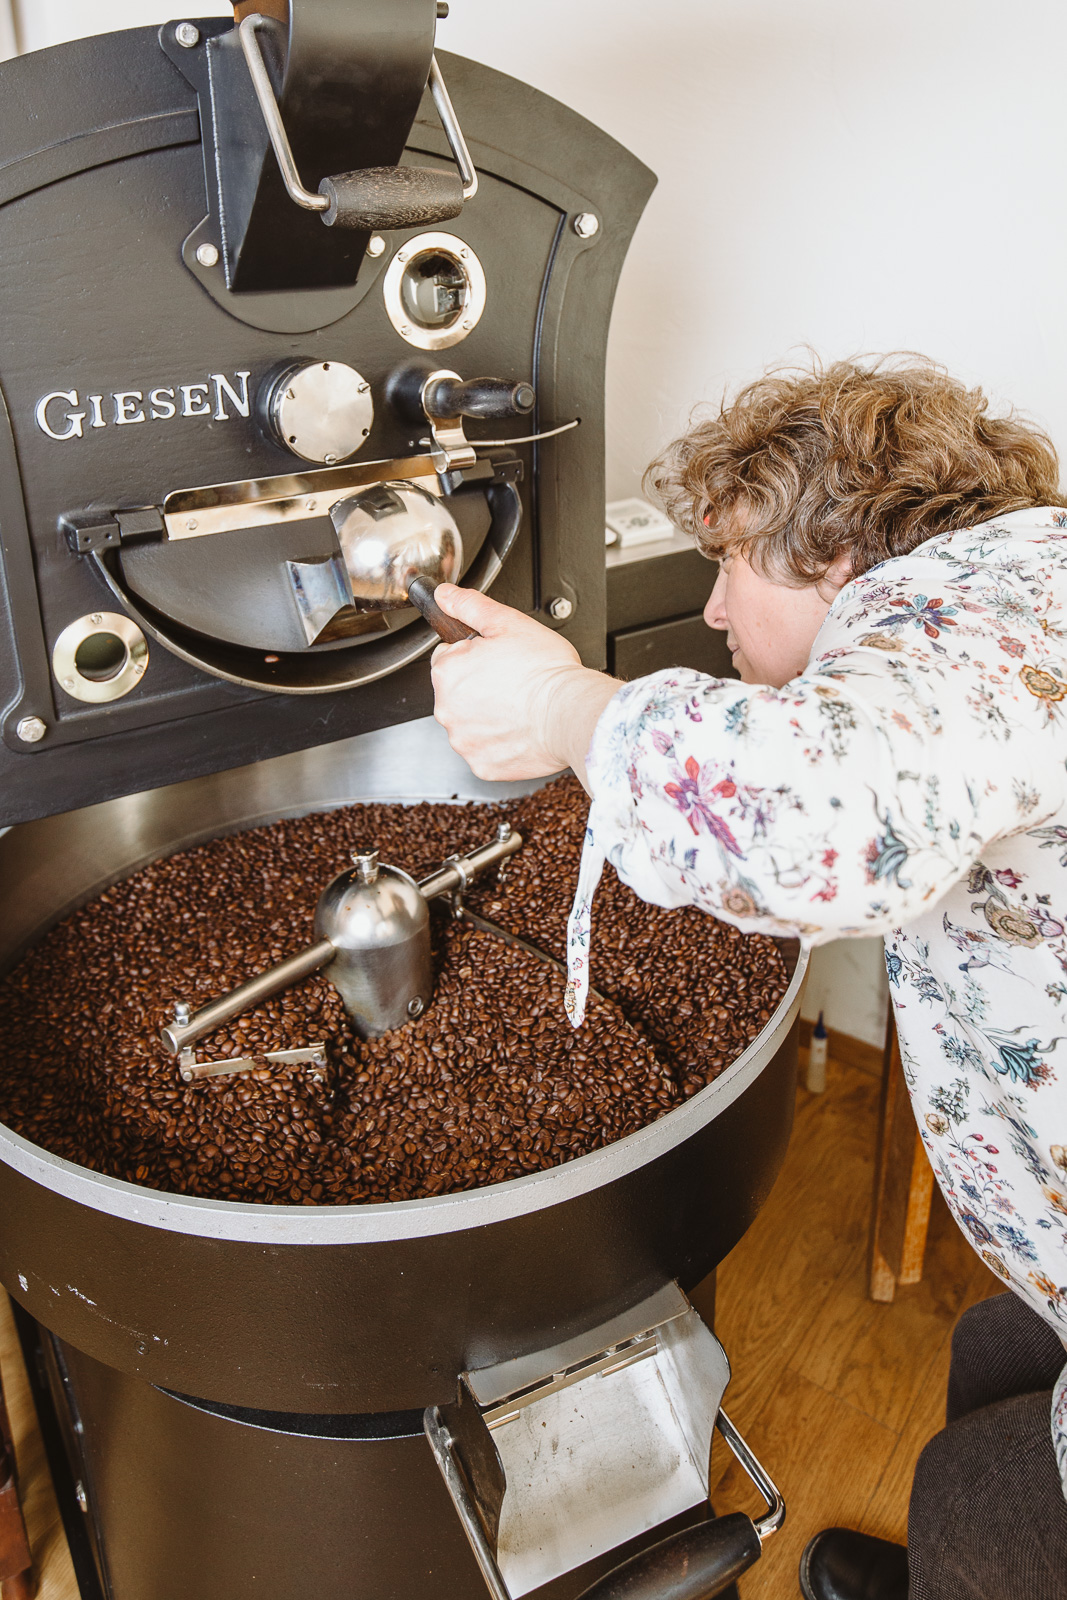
177, 1041, 327, 1083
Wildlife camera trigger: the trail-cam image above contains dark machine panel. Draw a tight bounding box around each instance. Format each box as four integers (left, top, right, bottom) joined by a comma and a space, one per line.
0, 16, 655, 825
611, 614, 735, 681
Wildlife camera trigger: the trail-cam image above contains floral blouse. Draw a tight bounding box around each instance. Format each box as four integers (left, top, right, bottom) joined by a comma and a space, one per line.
566, 509, 1067, 1496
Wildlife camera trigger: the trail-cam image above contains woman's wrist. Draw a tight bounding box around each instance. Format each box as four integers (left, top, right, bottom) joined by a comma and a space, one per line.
539, 666, 623, 791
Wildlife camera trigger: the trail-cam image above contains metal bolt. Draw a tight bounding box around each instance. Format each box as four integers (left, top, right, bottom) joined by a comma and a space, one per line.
175, 22, 200, 48
89, 612, 102, 625
174, 1001, 191, 1025
75, 1481, 89, 1514
358, 382, 370, 393
408, 997, 425, 1019
186, 518, 198, 531
15, 715, 46, 744
367, 234, 386, 258
397, 250, 409, 263
195, 242, 219, 268
62, 677, 75, 690
548, 596, 574, 622
573, 212, 600, 238
351, 848, 380, 884
437, 1, 449, 16
497, 822, 512, 842
324, 453, 338, 465
400, 324, 411, 336
462, 320, 473, 331
305, 499, 317, 511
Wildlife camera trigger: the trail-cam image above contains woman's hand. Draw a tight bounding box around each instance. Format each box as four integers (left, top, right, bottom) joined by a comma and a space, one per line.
430, 585, 622, 786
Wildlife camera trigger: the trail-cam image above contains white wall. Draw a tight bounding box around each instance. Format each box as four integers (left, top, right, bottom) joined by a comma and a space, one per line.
15, 0, 1065, 1044
12, 0, 230, 51
0, 2, 17, 59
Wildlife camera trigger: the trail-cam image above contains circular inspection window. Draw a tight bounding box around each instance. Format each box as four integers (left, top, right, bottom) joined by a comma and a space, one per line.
383, 232, 486, 351
52, 611, 149, 703
74, 630, 127, 682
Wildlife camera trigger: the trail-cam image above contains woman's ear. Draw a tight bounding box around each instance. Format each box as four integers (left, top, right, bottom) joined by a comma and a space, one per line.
821, 551, 855, 597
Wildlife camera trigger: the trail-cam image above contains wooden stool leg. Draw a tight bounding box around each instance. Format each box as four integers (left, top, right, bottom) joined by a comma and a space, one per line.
868, 1003, 935, 1302
899, 1129, 936, 1286
0, 1373, 33, 1600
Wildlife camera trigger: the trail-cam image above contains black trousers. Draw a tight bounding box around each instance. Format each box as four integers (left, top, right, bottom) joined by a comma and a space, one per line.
908, 1291, 1067, 1599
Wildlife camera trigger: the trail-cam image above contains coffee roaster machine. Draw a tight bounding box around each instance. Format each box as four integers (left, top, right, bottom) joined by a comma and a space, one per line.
0, 6, 807, 1598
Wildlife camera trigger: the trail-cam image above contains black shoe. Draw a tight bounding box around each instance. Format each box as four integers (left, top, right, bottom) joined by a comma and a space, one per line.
799, 1528, 909, 1600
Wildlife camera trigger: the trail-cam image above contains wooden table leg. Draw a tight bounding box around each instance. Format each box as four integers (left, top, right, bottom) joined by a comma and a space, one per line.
0, 1367, 33, 1600
868, 1003, 935, 1303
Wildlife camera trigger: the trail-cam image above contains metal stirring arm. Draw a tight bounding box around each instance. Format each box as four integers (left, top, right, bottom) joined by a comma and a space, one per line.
161, 823, 522, 1058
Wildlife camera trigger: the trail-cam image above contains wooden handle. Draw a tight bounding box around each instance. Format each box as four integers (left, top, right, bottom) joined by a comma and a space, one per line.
233, 1, 289, 21
407, 577, 478, 644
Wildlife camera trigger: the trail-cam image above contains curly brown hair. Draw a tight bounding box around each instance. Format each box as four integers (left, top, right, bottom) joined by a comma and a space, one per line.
644, 355, 1066, 584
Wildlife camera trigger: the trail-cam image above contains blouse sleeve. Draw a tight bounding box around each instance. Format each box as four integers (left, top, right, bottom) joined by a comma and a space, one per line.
564, 541, 1067, 1025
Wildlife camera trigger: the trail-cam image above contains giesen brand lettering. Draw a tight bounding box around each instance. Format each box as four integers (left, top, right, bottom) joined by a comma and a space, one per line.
34, 372, 252, 441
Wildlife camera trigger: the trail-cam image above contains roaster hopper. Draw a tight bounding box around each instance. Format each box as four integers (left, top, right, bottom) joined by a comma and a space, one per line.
0, 7, 806, 1599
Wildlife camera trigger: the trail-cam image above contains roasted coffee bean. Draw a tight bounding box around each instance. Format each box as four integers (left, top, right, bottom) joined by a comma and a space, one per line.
0, 776, 786, 1205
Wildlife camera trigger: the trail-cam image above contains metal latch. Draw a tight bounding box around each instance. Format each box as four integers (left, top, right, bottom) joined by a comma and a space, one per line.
425, 1284, 785, 1600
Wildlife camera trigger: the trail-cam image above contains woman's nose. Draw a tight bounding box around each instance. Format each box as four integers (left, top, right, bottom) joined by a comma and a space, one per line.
704, 565, 728, 630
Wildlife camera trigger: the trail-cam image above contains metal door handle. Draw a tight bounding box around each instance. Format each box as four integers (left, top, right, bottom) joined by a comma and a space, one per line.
239, 15, 477, 229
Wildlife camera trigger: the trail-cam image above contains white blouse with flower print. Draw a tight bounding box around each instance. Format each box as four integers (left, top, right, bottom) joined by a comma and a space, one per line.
565, 510, 1067, 1496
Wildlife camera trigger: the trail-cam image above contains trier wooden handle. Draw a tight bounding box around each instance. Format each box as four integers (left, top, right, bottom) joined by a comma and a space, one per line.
407, 577, 478, 644
234, 1, 289, 21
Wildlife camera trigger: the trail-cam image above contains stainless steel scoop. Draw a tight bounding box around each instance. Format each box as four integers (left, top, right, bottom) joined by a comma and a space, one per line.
161, 823, 520, 1074
324, 479, 478, 645
333, 482, 463, 610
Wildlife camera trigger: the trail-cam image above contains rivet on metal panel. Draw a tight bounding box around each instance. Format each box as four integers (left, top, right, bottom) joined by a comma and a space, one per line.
367, 235, 387, 258
195, 242, 220, 268
175, 22, 200, 49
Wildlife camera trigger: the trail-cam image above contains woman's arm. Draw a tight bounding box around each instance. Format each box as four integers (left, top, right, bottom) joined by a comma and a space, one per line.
434, 540, 1065, 947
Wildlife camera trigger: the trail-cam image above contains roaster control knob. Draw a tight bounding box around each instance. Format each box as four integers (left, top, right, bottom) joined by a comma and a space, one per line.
259, 361, 374, 465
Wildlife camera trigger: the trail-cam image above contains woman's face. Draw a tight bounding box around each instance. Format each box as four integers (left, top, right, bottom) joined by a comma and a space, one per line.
703, 549, 853, 687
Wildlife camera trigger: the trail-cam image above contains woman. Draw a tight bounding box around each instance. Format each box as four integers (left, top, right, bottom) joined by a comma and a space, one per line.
430, 358, 1067, 1600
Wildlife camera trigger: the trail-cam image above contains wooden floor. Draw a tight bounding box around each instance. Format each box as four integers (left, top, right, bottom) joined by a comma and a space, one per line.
0, 1044, 999, 1600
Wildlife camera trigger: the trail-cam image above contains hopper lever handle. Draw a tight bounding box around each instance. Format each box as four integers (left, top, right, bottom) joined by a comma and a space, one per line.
239, 17, 477, 231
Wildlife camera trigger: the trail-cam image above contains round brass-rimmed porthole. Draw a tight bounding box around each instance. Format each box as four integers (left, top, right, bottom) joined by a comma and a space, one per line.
52, 611, 149, 703
383, 232, 487, 351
